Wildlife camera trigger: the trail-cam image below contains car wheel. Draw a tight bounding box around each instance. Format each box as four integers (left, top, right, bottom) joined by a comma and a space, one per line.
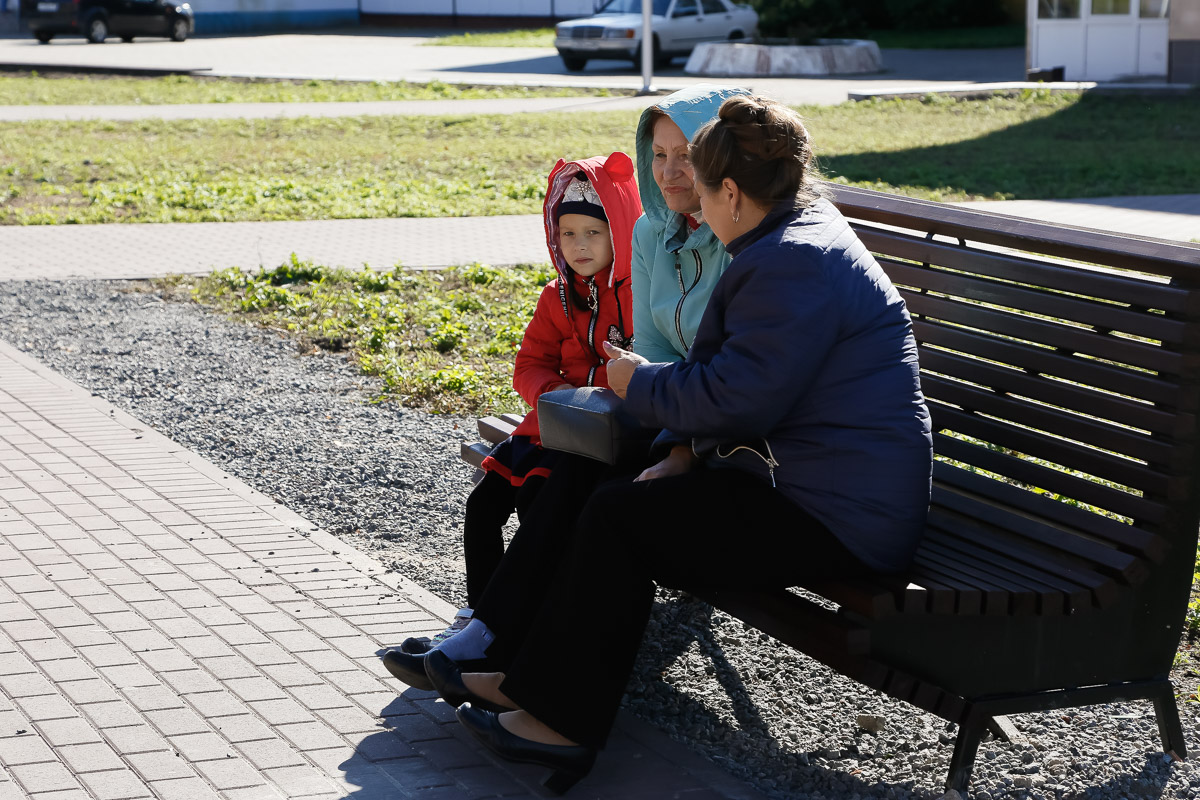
121, 36, 134, 42
35, 32, 53, 43
85, 15, 108, 44
635, 36, 672, 70
728, 29, 745, 40
561, 55, 587, 72
170, 18, 188, 42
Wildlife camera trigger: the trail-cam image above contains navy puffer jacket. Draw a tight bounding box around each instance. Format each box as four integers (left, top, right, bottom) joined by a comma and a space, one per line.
624, 197, 932, 572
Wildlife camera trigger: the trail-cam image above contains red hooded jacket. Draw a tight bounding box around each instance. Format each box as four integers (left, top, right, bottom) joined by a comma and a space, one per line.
492, 152, 642, 451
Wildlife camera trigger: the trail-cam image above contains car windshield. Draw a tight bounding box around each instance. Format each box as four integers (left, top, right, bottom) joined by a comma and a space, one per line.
595, 0, 671, 14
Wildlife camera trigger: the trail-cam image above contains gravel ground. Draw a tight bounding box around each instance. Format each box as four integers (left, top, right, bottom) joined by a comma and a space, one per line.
2, 278, 1198, 800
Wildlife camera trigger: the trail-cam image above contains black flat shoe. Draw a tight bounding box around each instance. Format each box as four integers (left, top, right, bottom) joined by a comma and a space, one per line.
381, 649, 433, 691
424, 650, 513, 714
399, 636, 431, 655
456, 702, 595, 794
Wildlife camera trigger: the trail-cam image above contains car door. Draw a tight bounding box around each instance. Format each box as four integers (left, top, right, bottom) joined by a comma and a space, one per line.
698, 0, 738, 41
665, 0, 704, 51
105, 0, 140, 33
128, 0, 165, 35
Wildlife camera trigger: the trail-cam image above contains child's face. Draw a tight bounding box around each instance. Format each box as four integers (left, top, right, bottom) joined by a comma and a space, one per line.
558, 214, 613, 278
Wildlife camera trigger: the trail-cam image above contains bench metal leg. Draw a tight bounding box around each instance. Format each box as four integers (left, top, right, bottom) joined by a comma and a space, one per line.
945, 715, 987, 793
1152, 681, 1188, 760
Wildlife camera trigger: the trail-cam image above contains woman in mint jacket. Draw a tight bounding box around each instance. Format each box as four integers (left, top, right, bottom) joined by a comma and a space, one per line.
631, 84, 746, 364
629, 83, 748, 480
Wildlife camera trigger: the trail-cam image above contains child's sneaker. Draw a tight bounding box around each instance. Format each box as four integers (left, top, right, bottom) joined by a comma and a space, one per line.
399, 608, 473, 655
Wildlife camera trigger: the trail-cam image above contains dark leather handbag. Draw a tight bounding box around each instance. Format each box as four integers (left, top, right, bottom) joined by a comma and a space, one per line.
537, 386, 654, 466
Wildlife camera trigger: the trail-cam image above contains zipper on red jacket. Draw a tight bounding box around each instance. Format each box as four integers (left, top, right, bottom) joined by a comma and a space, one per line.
586, 278, 600, 387
674, 250, 703, 353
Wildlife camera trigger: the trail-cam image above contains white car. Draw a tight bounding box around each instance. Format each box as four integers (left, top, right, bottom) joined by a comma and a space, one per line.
554, 0, 758, 72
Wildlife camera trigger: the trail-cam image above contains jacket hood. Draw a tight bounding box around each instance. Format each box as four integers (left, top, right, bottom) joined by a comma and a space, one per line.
543, 151, 641, 299
634, 84, 749, 252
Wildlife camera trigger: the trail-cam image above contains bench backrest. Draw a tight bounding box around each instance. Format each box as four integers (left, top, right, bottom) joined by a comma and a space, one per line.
830, 184, 1200, 616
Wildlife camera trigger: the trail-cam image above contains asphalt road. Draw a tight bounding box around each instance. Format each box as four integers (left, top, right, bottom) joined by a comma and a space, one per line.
0, 29, 1027, 105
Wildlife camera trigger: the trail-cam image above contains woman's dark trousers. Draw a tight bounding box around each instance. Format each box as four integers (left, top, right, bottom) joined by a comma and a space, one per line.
485, 466, 868, 750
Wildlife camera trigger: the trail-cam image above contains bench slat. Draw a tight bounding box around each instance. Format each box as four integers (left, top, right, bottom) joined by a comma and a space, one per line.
934, 433, 1165, 527
920, 348, 1182, 437
884, 259, 1188, 345
927, 506, 1120, 609
931, 404, 1170, 497
857, 226, 1192, 312
922, 528, 1089, 615
903, 291, 1183, 376
914, 549, 1026, 616
461, 442, 491, 470
907, 561, 984, 615
933, 483, 1146, 584
913, 319, 1182, 408
922, 374, 1175, 467
836, 185, 1200, 278
919, 540, 1040, 616
478, 416, 516, 445
932, 456, 1168, 559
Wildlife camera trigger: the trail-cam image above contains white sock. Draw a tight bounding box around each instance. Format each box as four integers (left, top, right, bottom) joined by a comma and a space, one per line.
432, 618, 494, 661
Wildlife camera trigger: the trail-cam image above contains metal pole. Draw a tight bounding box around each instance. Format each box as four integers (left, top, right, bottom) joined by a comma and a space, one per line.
639, 0, 656, 95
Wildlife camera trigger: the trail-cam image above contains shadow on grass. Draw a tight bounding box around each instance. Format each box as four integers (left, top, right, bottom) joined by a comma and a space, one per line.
821, 93, 1200, 201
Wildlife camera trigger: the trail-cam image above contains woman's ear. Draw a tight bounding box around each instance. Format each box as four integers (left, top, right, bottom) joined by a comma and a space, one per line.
722, 177, 741, 219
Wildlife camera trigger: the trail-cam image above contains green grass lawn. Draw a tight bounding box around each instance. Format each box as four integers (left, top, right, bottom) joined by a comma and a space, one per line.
0, 73, 602, 106
4, 92, 1197, 225
423, 28, 555, 47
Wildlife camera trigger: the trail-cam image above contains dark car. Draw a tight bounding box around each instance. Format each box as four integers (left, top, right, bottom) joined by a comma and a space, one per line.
22, 0, 194, 43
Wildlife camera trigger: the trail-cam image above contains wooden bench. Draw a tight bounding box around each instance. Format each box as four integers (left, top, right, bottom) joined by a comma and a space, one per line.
460, 184, 1200, 793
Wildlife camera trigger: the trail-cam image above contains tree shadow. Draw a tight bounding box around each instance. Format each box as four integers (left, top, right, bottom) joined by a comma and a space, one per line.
818, 92, 1200, 201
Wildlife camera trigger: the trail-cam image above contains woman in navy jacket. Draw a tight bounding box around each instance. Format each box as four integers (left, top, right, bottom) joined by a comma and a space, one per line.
432, 95, 933, 793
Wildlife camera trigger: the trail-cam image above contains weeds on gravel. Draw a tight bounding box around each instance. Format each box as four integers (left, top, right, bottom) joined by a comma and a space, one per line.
177, 256, 552, 415
0, 73, 604, 106
4, 94, 1198, 224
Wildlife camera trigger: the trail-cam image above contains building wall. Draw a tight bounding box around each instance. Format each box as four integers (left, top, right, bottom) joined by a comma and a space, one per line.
193, 0, 358, 33
1169, 0, 1200, 82
360, 0, 593, 17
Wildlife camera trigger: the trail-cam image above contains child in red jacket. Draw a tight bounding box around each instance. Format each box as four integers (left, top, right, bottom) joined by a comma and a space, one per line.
409, 153, 642, 653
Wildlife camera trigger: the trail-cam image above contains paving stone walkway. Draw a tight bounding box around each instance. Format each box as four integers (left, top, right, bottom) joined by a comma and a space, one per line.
1, 196, 1197, 281
0, 340, 767, 800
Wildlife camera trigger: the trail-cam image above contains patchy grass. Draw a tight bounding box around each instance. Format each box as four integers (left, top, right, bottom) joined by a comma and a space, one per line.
0, 72, 603, 106
866, 25, 1025, 49
4, 93, 1198, 224
169, 258, 551, 416
423, 28, 556, 47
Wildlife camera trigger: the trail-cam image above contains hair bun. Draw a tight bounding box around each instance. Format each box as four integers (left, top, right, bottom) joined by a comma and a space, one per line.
715, 95, 805, 163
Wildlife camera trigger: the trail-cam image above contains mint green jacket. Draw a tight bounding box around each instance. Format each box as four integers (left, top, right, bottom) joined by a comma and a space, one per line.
631, 84, 748, 363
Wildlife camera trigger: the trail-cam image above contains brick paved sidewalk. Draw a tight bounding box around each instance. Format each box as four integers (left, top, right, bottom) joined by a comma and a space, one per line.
0, 96, 660, 123
0, 217, 549, 280
2, 195, 1197, 282
0, 340, 767, 800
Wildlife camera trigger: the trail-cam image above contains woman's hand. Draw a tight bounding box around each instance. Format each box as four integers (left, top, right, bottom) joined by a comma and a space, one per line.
635, 445, 697, 482
602, 341, 648, 399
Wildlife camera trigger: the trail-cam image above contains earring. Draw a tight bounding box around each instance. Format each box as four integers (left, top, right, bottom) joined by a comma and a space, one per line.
732, 210, 740, 224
